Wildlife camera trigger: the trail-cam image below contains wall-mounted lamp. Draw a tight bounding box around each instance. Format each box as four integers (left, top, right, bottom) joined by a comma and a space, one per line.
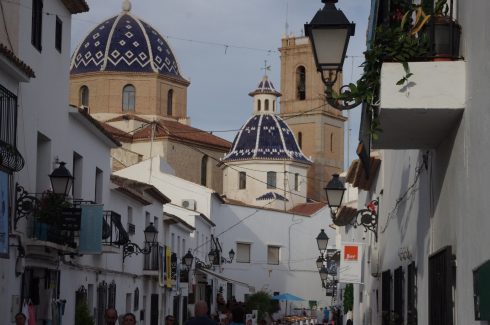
305, 0, 360, 111
184, 235, 234, 270
324, 174, 379, 241
122, 222, 158, 262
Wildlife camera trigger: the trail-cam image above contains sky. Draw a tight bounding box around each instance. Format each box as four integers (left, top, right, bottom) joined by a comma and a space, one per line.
70, 0, 371, 168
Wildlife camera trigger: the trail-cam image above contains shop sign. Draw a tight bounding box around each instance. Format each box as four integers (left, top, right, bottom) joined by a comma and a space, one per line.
339, 242, 363, 284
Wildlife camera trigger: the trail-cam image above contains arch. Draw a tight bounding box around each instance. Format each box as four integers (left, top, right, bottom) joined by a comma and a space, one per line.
296, 66, 306, 100
79, 85, 89, 109
298, 132, 303, 149
122, 84, 136, 112
265, 99, 269, 111
258, 99, 261, 111
167, 89, 174, 116
200, 155, 208, 186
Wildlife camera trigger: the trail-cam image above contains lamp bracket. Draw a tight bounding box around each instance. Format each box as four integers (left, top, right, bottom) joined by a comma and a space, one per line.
194, 257, 216, 270
123, 242, 153, 262
14, 183, 40, 230
323, 70, 362, 111
351, 199, 379, 241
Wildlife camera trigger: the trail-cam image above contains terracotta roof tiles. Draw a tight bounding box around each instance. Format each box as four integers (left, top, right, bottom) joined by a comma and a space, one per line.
0, 43, 35, 78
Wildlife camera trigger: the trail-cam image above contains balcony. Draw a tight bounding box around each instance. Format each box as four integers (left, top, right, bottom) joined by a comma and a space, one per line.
143, 245, 161, 277
373, 61, 466, 149
102, 211, 129, 253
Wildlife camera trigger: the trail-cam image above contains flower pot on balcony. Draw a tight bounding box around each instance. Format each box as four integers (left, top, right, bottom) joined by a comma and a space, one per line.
426, 15, 461, 60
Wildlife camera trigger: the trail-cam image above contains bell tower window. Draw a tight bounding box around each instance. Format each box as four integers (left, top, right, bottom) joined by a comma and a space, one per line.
296, 66, 306, 100
167, 89, 173, 116
257, 99, 261, 111
298, 132, 303, 149
79, 86, 89, 109
122, 84, 136, 112
265, 99, 269, 111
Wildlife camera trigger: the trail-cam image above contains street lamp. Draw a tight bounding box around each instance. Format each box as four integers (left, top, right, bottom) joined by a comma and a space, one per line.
316, 256, 324, 270
316, 229, 329, 253
305, 0, 361, 111
324, 174, 346, 215
182, 250, 194, 271
123, 222, 158, 262
49, 161, 74, 196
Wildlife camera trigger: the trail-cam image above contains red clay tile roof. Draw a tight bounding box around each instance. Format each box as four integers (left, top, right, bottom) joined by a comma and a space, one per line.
104, 114, 231, 150
75, 107, 121, 146
61, 0, 89, 14
289, 202, 326, 216
345, 157, 381, 191
100, 122, 133, 142
0, 43, 35, 78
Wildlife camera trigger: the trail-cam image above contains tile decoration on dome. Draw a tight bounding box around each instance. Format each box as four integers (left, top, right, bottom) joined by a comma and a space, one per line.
256, 192, 289, 201
223, 114, 311, 164
70, 13, 181, 78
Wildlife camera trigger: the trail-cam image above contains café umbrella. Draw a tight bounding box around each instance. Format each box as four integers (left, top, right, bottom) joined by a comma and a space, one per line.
272, 293, 305, 316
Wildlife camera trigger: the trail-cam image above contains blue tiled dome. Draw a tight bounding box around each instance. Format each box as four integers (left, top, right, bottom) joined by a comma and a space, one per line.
70, 10, 183, 78
223, 114, 312, 164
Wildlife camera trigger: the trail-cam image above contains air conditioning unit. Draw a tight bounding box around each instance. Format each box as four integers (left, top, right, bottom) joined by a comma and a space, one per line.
181, 199, 196, 210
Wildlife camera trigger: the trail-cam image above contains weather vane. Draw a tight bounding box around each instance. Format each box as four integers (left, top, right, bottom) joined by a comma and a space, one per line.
261, 60, 271, 76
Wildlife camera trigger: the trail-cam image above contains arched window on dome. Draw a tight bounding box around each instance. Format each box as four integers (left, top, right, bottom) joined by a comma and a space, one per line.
294, 173, 299, 191
296, 66, 306, 100
298, 132, 303, 149
257, 99, 261, 111
122, 84, 136, 112
330, 133, 334, 152
167, 89, 173, 116
79, 86, 89, 110
201, 155, 208, 186
265, 99, 269, 111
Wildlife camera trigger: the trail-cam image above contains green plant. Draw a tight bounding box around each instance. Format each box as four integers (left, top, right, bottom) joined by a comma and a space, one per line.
343, 284, 353, 314
75, 302, 95, 325
35, 191, 71, 224
334, 3, 430, 139
244, 291, 280, 322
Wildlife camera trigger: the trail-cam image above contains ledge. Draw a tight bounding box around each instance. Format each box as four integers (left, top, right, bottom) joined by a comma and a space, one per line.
374, 61, 465, 149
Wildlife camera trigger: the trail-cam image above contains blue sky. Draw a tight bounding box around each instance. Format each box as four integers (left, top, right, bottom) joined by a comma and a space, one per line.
71, 0, 371, 168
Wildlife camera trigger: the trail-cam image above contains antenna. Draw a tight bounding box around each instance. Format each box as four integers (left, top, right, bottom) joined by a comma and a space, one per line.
285, 0, 289, 36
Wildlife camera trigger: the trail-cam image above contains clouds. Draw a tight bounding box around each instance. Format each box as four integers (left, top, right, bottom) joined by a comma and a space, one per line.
71, 0, 370, 159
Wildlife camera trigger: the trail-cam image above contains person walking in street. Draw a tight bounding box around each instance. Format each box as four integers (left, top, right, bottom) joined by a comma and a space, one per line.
166, 315, 176, 325
316, 308, 323, 325
229, 305, 245, 325
185, 301, 217, 325
15, 313, 27, 325
123, 312, 137, 325
105, 308, 119, 325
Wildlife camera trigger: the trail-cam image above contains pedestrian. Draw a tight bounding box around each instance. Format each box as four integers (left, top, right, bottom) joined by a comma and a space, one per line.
229, 305, 245, 325
346, 319, 353, 325
15, 313, 27, 325
105, 307, 119, 325
166, 315, 176, 325
322, 307, 329, 325
123, 312, 137, 325
185, 301, 217, 325
316, 308, 323, 325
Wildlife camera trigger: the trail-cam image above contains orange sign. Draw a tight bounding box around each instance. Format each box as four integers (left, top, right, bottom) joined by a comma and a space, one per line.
344, 245, 359, 261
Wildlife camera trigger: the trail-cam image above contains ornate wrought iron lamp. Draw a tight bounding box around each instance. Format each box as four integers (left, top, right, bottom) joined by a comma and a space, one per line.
304, 0, 361, 111
122, 222, 158, 262
183, 235, 234, 270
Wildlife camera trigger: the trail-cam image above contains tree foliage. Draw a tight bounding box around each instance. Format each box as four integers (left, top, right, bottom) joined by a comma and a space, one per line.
244, 291, 280, 321
343, 284, 353, 314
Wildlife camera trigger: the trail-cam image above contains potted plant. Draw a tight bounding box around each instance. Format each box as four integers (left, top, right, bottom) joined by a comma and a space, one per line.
425, 0, 461, 60
33, 191, 71, 241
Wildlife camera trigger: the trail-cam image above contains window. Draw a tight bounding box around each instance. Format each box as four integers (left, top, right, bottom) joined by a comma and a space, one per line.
55, 16, 62, 52
257, 99, 261, 111
296, 66, 306, 100
200, 155, 208, 186
294, 173, 299, 191
72, 152, 83, 198
79, 86, 89, 109
134, 288, 139, 311
36, 132, 51, 193
236, 243, 251, 263
381, 270, 392, 325
167, 89, 173, 116
267, 246, 280, 265
265, 99, 269, 111
407, 262, 417, 324
394, 266, 404, 324
127, 206, 134, 235
239, 171, 246, 189
429, 246, 454, 325
298, 132, 303, 149
330, 133, 334, 152
267, 171, 276, 189
122, 84, 135, 111
95, 167, 103, 203
31, 0, 43, 51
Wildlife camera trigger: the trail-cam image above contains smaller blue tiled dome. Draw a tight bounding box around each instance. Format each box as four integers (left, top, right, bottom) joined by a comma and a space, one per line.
248, 75, 281, 97
223, 114, 312, 164
70, 3, 183, 79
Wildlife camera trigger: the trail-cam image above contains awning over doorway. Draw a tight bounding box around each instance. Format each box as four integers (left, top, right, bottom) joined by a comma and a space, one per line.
196, 266, 255, 293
